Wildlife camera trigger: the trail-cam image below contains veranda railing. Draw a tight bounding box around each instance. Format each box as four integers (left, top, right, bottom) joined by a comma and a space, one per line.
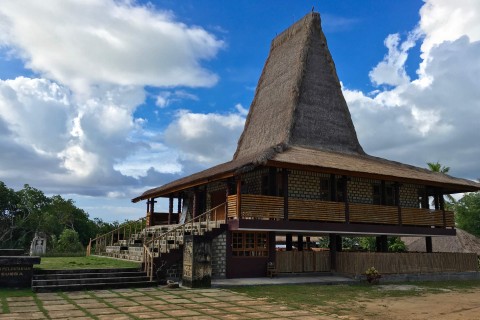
143, 202, 226, 281
86, 217, 147, 256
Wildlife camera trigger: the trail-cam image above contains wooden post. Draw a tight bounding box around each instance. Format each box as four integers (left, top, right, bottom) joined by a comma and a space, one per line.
168, 195, 173, 225
225, 181, 230, 224
306, 236, 311, 250
329, 234, 337, 271
269, 167, 277, 196
283, 169, 288, 221
440, 193, 446, 228
193, 187, 199, 219
426, 236, 433, 253
236, 177, 242, 219
297, 234, 303, 251
177, 193, 182, 224
336, 235, 342, 252
395, 183, 402, 225
343, 175, 349, 223
286, 234, 293, 251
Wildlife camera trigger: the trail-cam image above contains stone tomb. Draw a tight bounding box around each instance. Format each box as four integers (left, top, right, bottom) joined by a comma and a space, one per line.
0, 250, 41, 288
182, 235, 212, 288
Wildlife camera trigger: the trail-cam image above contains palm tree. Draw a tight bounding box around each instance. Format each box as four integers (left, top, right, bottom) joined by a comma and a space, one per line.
426, 162, 456, 207
427, 161, 450, 174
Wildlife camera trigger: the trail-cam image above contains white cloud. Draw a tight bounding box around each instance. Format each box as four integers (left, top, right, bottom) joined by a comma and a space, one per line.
369, 32, 419, 86
155, 90, 199, 108
346, 0, 480, 180
164, 108, 246, 165
0, 0, 223, 93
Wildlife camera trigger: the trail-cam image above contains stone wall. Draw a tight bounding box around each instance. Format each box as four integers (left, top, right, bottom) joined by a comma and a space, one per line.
288, 170, 329, 200
242, 168, 268, 195
211, 232, 227, 279
348, 177, 378, 204
400, 184, 421, 208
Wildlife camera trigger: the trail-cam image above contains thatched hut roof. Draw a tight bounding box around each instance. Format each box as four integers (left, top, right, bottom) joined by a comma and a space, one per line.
402, 229, 480, 255
234, 12, 364, 160
132, 12, 480, 202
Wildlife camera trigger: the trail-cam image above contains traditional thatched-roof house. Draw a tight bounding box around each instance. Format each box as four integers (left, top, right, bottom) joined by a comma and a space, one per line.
131, 12, 480, 279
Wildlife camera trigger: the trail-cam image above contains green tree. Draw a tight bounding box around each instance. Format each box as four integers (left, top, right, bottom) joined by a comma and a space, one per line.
0, 182, 20, 247
55, 228, 84, 253
455, 192, 480, 237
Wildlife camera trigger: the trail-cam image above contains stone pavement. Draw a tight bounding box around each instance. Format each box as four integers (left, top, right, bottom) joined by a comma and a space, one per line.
0, 287, 333, 319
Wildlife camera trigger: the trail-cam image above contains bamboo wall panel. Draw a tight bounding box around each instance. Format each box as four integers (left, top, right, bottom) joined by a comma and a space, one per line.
276, 251, 331, 273
349, 203, 398, 224
227, 195, 237, 218
240, 194, 284, 219
336, 252, 478, 274
402, 208, 454, 228
289, 198, 345, 222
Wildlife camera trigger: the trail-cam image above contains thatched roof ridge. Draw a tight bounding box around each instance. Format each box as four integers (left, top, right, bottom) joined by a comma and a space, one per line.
233, 12, 364, 160
403, 229, 480, 254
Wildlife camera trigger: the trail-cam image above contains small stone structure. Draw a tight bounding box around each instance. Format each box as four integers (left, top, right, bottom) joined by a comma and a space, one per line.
182, 235, 212, 288
0, 249, 41, 288
29, 232, 47, 256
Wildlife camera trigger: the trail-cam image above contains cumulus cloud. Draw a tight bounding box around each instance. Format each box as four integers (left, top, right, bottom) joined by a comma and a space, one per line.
0, 0, 223, 92
164, 108, 246, 165
156, 90, 199, 108
346, 0, 480, 180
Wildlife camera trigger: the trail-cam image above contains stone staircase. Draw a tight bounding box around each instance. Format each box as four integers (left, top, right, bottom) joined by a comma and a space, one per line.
32, 268, 156, 292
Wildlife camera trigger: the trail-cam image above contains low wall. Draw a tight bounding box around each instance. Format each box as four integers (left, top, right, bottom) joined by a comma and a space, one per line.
336, 252, 478, 275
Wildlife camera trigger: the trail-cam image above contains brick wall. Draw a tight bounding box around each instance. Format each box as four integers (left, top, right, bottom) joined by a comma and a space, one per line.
242, 168, 268, 195
348, 177, 378, 204
288, 170, 329, 200
400, 184, 421, 208
211, 232, 227, 279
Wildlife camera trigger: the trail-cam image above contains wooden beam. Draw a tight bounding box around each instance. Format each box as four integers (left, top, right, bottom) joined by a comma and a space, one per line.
343, 175, 349, 223
168, 195, 173, 225
283, 169, 288, 221
329, 234, 337, 271
236, 177, 242, 219
426, 236, 433, 253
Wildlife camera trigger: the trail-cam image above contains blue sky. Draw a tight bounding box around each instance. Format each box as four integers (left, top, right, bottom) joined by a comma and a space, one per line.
0, 0, 479, 222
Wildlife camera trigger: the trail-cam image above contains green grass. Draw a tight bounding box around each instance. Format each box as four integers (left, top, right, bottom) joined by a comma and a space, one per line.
34, 256, 141, 270
232, 280, 480, 312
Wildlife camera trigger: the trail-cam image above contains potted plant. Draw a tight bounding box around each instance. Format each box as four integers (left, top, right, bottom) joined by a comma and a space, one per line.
365, 266, 381, 284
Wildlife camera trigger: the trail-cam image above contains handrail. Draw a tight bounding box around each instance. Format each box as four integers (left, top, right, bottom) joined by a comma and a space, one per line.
143, 202, 226, 279
86, 217, 147, 257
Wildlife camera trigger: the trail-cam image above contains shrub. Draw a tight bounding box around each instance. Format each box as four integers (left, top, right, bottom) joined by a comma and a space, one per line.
54, 229, 84, 254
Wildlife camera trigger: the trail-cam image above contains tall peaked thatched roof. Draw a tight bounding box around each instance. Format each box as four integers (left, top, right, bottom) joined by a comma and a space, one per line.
131, 12, 480, 202
234, 12, 364, 161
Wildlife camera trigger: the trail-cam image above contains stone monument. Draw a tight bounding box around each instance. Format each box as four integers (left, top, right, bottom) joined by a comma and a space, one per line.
29, 232, 47, 256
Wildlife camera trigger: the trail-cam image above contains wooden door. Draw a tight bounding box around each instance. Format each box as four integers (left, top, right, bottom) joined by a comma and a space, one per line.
210, 190, 226, 221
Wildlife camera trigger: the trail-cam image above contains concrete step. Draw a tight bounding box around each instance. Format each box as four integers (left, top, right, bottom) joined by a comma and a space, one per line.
32, 280, 156, 293
32, 268, 156, 292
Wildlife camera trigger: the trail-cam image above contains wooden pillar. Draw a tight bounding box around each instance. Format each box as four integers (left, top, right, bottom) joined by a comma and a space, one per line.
225, 181, 230, 223
426, 236, 433, 253
440, 193, 446, 228
336, 235, 342, 252
147, 198, 156, 227
236, 177, 242, 219
297, 235, 304, 251
177, 194, 182, 224
168, 195, 173, 225
329, 234, 337, 271
286, 234, 293, 251
268, 167, 277, 196
395, 183, 402, 225
282, 169, 288, 221
306, 236, 311, 250
376, 235, 388, 252
193, 187, 199, 219
343, 175, 349, 223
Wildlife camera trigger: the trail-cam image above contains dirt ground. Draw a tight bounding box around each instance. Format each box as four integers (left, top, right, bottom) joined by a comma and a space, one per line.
325, 285, 480, 320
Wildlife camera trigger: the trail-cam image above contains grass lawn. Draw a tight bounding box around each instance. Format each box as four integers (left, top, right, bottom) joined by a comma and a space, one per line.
231, 280, 480, 313
34, 256, 141, 270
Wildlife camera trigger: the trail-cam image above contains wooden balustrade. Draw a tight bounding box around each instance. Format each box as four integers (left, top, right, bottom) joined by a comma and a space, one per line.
226, 194, 454, 228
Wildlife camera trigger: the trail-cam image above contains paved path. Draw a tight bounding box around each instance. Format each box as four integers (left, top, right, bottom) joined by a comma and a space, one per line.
0, 287, 333, 319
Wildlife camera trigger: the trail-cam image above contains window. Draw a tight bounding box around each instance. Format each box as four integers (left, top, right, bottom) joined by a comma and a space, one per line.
336, 178, 345, 202
385, 185, 395, 205
373, 184, 381, 205
232, 232, 268, 257
319, 178, 330, 201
